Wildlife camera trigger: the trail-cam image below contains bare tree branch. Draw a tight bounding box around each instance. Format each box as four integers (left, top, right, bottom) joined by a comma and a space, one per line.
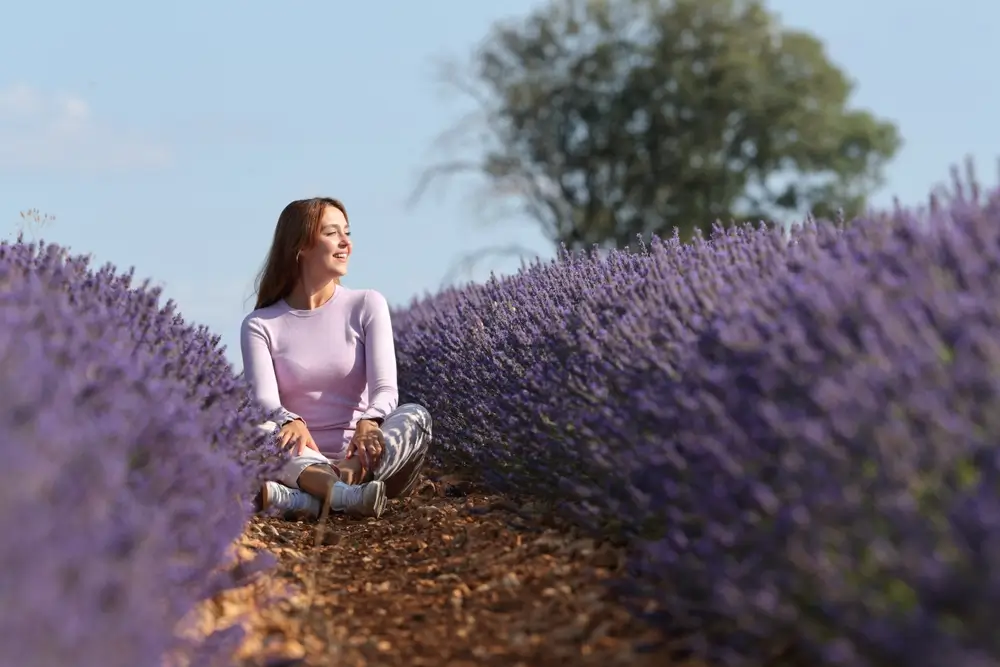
405, 159, 485, 209
407, 54, 570, 242
440, 243, 541, 289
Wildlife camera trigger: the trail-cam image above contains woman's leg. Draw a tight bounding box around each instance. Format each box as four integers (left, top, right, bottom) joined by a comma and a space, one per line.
370, 403, 433, 499
255, 403, 433, 517
255, 424, 385, 517
263, 457, 386, 518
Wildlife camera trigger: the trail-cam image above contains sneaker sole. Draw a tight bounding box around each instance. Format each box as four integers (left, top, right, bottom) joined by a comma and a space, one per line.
370, 480, 387, 519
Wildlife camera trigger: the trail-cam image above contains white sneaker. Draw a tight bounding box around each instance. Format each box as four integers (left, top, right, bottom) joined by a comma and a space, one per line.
331, 480, 387, 518
261, 481, 321, 518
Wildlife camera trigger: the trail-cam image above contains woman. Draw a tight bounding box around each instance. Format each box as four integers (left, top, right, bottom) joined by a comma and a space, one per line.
240, 197, 432, 520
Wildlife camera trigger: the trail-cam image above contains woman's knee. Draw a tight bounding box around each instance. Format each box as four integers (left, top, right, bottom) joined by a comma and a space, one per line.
396, 403, 432, 431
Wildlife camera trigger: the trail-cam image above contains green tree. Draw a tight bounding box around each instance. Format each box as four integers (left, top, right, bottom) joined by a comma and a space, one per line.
413, 0, 902, 249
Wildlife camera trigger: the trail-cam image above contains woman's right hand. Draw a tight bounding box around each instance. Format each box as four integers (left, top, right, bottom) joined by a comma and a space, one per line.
278, 419, 319, 457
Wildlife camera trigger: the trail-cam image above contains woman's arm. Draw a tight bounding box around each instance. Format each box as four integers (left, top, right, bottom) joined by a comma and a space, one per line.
359, 290, 399, 422
240, 316, 303, 425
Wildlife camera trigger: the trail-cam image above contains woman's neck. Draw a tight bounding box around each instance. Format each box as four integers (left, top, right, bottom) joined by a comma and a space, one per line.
286, 277, 339, 310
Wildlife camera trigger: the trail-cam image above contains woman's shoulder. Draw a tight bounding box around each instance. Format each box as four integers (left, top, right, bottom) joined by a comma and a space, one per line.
339, 286, 389, 309
240, 301, 288, 334
338, 287, 390, 324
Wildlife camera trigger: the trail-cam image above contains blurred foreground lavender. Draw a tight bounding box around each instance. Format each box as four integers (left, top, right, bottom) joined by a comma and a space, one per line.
0, 242, 285, 667
394, 172, 1000, 667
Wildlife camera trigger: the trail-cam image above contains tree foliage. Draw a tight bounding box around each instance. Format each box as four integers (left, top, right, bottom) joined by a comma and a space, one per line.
415, 0, 902, 249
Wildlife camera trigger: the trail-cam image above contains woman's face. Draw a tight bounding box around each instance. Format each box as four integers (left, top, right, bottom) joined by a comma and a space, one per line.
301, 205, 351, 280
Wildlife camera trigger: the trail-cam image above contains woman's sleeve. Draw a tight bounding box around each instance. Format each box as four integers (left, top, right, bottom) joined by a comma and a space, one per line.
360, 290, 399, 421
240, 316, 302, 425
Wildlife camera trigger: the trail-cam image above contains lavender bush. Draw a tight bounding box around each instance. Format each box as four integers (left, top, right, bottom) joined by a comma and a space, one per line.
393, 245, 654, 495
393, 174, 1000, 666
635, 186, 1000, 667
0, 241, 284, 667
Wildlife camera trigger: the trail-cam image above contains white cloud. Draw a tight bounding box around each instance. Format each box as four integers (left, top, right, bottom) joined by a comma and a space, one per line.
0, 84, 170, 171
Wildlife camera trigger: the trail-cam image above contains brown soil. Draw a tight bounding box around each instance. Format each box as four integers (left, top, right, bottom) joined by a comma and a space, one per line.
192, 472, 681, 667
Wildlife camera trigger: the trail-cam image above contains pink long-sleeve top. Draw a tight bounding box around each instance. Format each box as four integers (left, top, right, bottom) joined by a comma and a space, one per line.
239, 286, 399, 459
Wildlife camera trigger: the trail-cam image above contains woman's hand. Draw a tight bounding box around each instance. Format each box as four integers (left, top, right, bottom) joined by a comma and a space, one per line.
278, 419, 319, 457
345, 419, 384, 476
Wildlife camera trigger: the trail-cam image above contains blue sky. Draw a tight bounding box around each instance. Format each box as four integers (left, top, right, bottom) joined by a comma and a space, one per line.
3, 0, 998, 369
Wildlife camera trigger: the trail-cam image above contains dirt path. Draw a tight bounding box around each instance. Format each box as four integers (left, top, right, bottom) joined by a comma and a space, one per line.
196, 475, 676, 667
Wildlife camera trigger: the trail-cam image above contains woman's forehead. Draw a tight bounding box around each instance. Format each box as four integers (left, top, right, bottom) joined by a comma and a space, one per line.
319, 207, 348, 230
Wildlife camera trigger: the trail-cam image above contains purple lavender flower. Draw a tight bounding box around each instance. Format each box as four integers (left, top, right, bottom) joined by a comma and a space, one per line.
0, 240, 284, 666
393, 173, 1000, 666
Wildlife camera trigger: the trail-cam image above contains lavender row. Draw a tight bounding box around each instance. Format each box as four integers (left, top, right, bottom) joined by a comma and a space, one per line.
393, 177, 1000, 666
0, 241, 285, 667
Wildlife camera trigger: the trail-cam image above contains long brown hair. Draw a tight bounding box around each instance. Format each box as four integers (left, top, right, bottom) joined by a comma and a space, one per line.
252, 197, 349, 310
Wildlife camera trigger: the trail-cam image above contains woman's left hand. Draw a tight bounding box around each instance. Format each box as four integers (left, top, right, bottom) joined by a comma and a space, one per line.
345, 419, 384, 475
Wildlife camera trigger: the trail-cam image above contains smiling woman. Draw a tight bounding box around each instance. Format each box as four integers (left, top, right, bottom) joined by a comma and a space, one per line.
239, 197, 433, 521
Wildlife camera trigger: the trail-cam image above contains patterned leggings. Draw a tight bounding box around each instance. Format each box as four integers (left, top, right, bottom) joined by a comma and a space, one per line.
261, 403, 432, 499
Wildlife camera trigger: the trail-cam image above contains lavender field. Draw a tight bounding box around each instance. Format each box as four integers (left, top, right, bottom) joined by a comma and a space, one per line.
393, 174, 1000, 667
3, 174, 999, 666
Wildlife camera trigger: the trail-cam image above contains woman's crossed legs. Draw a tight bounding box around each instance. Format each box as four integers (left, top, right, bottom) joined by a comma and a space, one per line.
258, 403, 432, 519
